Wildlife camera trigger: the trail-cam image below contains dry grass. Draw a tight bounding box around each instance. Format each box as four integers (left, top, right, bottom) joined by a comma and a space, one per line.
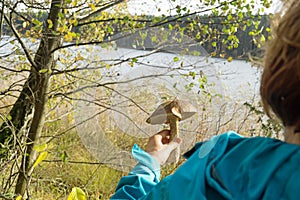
31, 130, 125, 199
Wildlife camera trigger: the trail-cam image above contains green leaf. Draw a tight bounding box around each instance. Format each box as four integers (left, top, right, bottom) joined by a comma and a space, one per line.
47, 19, 53, 29
248, 31, 255, 36
247, 20, 252, 27
61, 152, 67, 162
33, 19, 41, 26
58, 12, 64, 19
132, 57, 138, 63
212, 41, 217, 47
189, 71, 196, 79
39, 69, 48, 74
107, 26, 113, 33
203, 25, 209, 35
260, 34, 266, 42
7, 114, 12, 121
173, 57, 179, 62
67, 187, 86, 200
33, 152, 48, 168
123, 16, 129, 21
151, 36, 157, 42
237, 12, 243, 19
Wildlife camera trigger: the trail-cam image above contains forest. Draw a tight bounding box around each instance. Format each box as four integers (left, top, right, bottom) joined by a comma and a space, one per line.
2, 10, 270, 59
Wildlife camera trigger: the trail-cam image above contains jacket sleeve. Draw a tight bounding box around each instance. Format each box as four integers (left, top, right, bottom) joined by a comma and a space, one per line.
110, 144, 161, 200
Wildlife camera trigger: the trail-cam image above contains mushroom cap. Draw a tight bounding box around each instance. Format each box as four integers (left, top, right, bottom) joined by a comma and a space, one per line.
146, 98, 197, 125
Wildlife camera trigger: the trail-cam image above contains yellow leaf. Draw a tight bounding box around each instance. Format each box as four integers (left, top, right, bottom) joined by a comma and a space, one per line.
57, 27, 65, 33
33, 152, 48, 168
25, 30, 31, 37
227, 56, 233, 62
69, 18, 77, 25
34, 143, 47, 152
89, 4, 96, 11
22, 22, 27, 28
72, 0, 77, 6
75, 54, 84, 61
64, 32, 74, 42
47, 19, 53, 29
15, 195, 22, 200
67, 187, 86, 200
128, 61, 134, 67
60, 58, 66, 63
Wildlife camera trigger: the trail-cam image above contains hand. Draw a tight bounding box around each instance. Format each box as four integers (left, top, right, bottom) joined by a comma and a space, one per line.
146, 130, 182, 165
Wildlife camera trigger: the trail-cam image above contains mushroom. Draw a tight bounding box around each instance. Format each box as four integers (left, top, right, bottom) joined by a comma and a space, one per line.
146, 98, 197, 162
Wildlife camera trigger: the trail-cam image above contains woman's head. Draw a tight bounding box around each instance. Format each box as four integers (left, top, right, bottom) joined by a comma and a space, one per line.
260, 0, 300, 129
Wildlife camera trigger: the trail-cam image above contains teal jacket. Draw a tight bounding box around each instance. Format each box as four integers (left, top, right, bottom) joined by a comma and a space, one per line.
111, 131, 300, 199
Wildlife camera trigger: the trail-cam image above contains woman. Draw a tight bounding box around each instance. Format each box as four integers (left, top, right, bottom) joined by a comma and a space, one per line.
111, 1, 300, 199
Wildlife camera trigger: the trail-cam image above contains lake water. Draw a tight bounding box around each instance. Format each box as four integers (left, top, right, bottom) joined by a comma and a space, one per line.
76, 45, 262, 102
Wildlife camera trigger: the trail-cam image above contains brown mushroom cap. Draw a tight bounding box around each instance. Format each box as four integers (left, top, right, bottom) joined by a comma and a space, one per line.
146, 98, 197, 125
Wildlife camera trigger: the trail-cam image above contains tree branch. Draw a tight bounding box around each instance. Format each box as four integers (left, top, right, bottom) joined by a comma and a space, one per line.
77, 17, 152, 27
0, 65, 30, 73
3, 14, 36, 69
0, 2, 5, 37
77, 0, 125, 23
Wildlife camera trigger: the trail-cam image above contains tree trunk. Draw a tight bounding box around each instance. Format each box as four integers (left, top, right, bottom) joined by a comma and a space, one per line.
14, 66, 50, 197
12, 0, 63, 196
0, 77, 35, 147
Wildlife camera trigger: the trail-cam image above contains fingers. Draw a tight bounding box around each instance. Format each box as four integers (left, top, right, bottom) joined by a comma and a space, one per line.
164, 137, 182, 155
153, 130, 182, 145
153, 130, 171, 144
156, 129, 171, 138
161, 137, 170, 144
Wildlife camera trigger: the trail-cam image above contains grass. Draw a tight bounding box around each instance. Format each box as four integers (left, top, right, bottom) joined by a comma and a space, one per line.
32, 130, 125, 199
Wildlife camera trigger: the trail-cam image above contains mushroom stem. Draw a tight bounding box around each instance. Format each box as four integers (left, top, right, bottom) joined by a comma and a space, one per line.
169, 116, 179, 140
169, 115, 180, 163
